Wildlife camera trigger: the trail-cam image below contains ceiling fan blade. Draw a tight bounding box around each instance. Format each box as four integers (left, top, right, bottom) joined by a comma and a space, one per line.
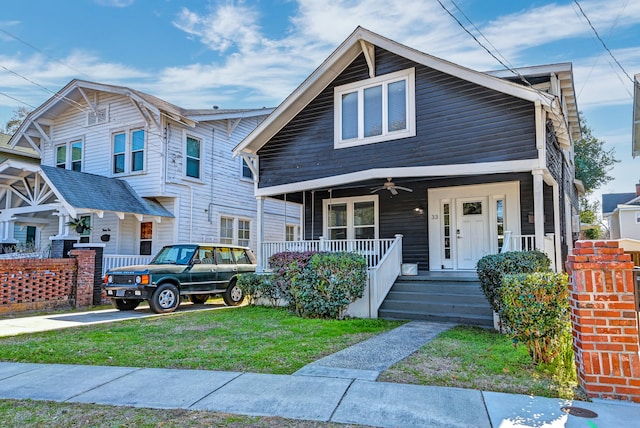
370, 187, 383, 193
390, 187, 398, 195
395, 186, 413, 193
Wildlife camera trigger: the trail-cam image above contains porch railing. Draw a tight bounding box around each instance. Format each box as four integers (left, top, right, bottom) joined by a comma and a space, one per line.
102, 255, 153, 276
501, 231, 557, 271
261, 236, 398, 270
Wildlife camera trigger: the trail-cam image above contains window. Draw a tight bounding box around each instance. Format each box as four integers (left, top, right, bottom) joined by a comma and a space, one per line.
238, 219, 250, 247
140, 222, 153, 255
496, 199, 505, 249
636, 212, 640, 224
56, 145, 66, 169
55, 140, 83, 170
220, 217, 234, 244
78, 215, 91, 243
241, 158, 253, 180
186, 136, 201, 179
323, 196, 378, 240
334, 68, 415, 148
442, 202, 451, 261
286, 225, 297, 241
112, 129, 145, 175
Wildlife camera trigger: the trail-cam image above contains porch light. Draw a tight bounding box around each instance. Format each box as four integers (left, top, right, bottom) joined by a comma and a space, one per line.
413, 206, 424, 214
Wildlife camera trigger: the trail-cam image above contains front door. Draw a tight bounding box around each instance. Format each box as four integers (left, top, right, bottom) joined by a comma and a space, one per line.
456, 197, 489, 270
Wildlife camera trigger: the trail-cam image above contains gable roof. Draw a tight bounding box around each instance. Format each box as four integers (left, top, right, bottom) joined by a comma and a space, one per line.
39, 165, 174, 218
602, 192, 638, 214
234, 26, 574, 157
9, 79, 271, 155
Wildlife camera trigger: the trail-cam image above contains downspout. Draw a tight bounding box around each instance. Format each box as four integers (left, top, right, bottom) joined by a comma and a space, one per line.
209, 127, 215, 225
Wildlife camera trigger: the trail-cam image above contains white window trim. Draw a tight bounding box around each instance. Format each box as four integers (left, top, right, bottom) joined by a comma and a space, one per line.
219, 215, 252, 247
55, 137, 84, 171
334, 68, 416, 149
240, 158, 254, 183
111, 125, 147, 176
184, 133, 203, 181
322, 195, 379, 239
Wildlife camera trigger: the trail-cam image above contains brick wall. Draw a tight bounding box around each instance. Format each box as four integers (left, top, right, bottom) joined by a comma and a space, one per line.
566, 240, 640, 403
0, 249, 96, 314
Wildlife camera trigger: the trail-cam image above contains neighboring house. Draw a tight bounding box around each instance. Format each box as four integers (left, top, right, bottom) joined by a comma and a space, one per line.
0, 80, 301, 261
234, 27, 580, 318
602, 184, 640, 239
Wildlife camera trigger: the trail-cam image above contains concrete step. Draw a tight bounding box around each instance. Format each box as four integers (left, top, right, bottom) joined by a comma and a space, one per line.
378, 308, 493, 327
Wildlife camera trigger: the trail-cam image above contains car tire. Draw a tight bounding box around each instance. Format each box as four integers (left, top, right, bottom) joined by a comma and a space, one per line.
189, 294, 209, 304
149, 283, 180, 314
111, 298, 140, 311
223, 280, 244, 306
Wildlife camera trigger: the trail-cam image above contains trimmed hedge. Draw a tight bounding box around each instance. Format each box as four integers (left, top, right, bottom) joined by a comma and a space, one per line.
249, 251, 368, 319
499, 272, 570, 364
476, 250, 551, 313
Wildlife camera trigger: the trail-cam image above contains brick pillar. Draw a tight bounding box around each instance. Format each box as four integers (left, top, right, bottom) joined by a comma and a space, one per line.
68, 249, 95, 308
566, 240, 640, 403
73, 243, 105, 305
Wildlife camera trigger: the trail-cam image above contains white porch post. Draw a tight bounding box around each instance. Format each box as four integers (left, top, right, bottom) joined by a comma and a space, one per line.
552, 182, 562, 272
256, 196, 265, 272
0, 219, 17, 243
532, 170, 545, 251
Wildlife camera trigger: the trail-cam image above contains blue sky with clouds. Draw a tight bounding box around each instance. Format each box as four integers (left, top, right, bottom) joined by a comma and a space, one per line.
1, 0, 639, 205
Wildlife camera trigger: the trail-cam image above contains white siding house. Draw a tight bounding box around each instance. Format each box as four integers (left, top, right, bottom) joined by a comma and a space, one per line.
0, 80, 301, 259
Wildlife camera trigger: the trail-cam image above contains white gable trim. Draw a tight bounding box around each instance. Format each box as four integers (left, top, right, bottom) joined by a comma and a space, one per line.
254, 159, 540, 197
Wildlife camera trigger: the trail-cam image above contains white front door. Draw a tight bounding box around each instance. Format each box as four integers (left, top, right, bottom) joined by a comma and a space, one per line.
456, 197, 489, 270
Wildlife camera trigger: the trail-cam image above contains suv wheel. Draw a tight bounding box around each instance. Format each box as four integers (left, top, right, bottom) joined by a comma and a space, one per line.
111, 298, 140, 311
189, 294, 209, 304
149, 283, 180, 313
223, 280, 244, 306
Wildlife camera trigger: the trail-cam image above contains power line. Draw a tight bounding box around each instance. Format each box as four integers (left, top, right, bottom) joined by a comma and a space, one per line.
573, 0, 634, 85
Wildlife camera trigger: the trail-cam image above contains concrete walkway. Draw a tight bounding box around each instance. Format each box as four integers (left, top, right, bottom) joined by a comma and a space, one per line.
1, 310, 638, 427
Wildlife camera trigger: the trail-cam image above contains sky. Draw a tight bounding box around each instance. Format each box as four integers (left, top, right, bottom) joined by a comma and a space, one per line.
1, 0, 639, 209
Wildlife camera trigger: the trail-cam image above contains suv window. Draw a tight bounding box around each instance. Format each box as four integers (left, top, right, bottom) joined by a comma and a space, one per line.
151, 245, 196, 265
215, 247, 234, 264
232, 248, 252, 264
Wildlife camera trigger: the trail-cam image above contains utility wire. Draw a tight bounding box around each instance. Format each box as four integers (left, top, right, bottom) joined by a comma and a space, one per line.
573, 0, 634, 84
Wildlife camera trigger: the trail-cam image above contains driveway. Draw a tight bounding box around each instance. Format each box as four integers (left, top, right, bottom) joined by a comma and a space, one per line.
0, 301, 237, 337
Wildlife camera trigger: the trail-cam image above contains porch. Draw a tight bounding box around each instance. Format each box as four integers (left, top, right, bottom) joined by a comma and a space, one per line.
258, 231, 555, 320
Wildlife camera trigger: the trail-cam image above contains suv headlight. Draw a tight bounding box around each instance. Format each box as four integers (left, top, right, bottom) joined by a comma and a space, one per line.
107, 275, 113, 283
135, 274, 150, 285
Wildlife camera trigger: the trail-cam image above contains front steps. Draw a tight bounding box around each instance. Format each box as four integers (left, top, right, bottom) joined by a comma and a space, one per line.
378, 271, 494, 327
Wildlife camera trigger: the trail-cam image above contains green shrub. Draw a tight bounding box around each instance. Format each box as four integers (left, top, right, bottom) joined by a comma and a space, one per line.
269, 251, 367, 319
476, 250, 551, 313
237, 273, 280, 307
499, 272, 570, 365
583, 227, 601, 239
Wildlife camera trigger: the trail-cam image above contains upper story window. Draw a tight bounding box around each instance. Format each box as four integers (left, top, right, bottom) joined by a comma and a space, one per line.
334, 68, 415, 149
241, 158, 253, 180
55, 140, 83, 171
112, 129, 145, 175
185, 136, 201, 179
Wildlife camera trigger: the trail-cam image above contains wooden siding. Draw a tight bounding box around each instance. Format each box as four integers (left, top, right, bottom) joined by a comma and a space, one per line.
36, 88, 301, 255
258, 48, 538, 188
303, 173, 542, 270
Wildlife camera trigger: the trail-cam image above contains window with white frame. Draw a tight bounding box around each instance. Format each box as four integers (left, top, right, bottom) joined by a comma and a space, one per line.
220, 217, 234, 244
238, 219, 250, 247
112, 129, 145, 174
55, 140, 83, 171
241, 158, 253, 180
185, 136, 201, 179
323, 195, 378, 240
636, 212, 640, 224
286, 224, 297, 241
334, 68, 415, 148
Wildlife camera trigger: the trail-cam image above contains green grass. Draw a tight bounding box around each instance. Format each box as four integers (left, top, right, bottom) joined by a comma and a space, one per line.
0, 306, 403, 374
378, 325, 584, 400
0, 399, 364, 427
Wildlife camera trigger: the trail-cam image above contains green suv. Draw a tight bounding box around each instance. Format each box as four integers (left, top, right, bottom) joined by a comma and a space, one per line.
103, 244, 256, 314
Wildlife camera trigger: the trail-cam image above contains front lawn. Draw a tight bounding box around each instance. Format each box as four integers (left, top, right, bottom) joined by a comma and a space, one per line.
378, 325, 584, 400
0, 306, 402, 374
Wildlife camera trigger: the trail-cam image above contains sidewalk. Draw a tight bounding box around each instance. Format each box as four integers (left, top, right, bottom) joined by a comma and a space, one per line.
0, 312, 638, 427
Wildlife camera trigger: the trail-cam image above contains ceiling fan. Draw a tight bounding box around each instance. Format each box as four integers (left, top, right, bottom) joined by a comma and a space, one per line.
370, 178, 413, 195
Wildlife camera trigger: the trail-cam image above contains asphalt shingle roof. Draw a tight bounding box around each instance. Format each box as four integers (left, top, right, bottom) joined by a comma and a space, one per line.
602, 192, 637, 214
40, 165, 173, 218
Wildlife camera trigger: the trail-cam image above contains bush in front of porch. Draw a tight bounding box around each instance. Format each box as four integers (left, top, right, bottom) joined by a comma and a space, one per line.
240, 251, 367, 319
